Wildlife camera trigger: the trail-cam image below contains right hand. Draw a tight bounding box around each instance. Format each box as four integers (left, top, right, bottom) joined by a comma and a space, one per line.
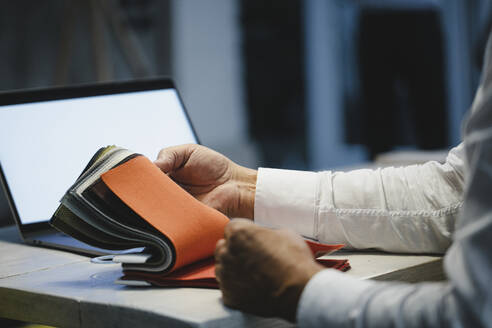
215, 219, 323, 321
154, 144, 257, 219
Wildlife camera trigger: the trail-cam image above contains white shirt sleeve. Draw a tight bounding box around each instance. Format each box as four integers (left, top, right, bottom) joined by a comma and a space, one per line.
297, 269, 460, 328
254, 144, 465, 253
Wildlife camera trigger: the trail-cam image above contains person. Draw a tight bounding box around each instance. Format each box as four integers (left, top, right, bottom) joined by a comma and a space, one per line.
153, 34, 492, 328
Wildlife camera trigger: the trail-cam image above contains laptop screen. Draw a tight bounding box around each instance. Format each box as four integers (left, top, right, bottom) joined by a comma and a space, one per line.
0, 82, 197, 225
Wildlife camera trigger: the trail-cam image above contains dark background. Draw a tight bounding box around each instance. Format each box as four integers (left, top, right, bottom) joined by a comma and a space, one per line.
1, 0, 491, 228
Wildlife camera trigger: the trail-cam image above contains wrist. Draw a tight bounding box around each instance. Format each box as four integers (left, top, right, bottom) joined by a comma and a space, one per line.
232, 166, 257, 219
277, 262, 324, 322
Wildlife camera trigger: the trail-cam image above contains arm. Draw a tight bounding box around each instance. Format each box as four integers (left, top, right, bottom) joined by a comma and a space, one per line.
255, 145, 465, 253
215, 31, 492, 327
298, 36, 492, 326
156, 143, 465, 254
216, 95, 490, 326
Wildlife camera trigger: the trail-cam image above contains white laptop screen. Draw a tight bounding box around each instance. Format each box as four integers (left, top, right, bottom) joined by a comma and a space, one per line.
0, 88, 197, 225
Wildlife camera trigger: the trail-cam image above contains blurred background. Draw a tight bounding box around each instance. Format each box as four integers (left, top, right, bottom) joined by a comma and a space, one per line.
0, 0, 491, 228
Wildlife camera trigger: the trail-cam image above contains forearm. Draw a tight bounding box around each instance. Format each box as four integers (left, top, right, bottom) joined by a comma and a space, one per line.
254, 144, 465, 253
319, 150, 464, 253
231, 165, 257, 219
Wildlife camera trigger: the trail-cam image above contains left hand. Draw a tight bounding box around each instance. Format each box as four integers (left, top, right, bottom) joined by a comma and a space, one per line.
214, 219, 324, 322
155, 144, 257, 219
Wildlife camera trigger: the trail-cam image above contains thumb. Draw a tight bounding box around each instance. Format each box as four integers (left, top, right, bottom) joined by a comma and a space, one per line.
154, 155, 174, 173
154, 144, 195, 173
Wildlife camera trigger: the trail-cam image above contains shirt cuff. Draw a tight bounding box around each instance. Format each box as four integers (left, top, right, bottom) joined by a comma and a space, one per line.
297, 269, 376, 327
254, 168, 319, 238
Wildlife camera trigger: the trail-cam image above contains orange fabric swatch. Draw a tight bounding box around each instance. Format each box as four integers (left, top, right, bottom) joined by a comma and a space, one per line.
101, 156, 229, 271
305, 240, 344, 257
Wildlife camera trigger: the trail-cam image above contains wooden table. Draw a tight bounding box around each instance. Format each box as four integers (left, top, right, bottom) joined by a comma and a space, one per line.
0, 225, 444, 327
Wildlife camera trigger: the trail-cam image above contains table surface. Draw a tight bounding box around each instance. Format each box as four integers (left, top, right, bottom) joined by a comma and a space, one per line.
0, 225, 444, 328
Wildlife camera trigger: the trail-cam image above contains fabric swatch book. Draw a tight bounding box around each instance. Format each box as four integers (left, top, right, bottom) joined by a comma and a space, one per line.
50, 146, 350, 288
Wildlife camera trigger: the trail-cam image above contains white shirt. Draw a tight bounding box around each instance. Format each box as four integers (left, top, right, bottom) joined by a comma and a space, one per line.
255, 143, 464, 254
253, 31, 492, 328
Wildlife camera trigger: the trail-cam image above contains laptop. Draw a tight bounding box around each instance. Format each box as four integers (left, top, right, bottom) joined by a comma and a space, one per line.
0, 78, 199, 256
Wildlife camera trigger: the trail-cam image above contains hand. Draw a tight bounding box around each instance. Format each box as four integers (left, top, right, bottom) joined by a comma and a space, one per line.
214, 219, 324, 322
155, 144, 257, 219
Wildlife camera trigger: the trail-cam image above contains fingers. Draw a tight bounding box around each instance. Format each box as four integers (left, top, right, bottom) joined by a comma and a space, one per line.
215, 222, 249, 286
215, 239, 226, 262
224, 218, 255, 240
214, 239, 225, 284
214, 238, 236, 286
154, 144, 196, 173
214, 238, 236, 265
